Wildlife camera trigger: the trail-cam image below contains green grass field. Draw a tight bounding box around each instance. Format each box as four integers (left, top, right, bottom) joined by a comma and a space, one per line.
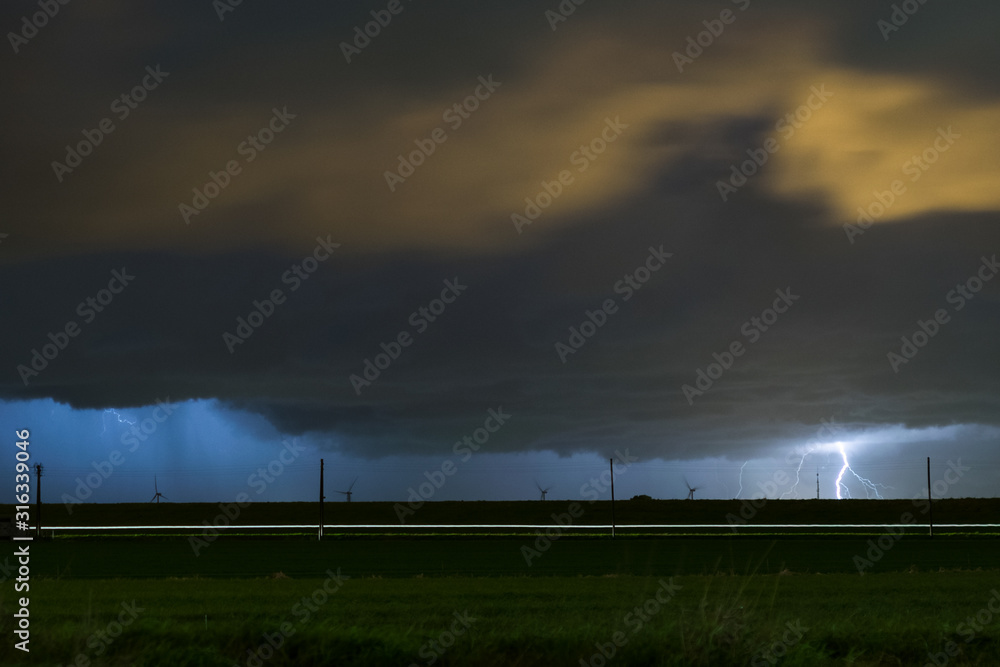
5, 501, 1000, 665
20, 536, 1000, 578
7, 568, 1000, 666
15, 497, 1000, 531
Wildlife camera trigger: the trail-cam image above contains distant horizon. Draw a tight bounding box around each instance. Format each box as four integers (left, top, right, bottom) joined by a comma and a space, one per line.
4, 0, 1000, 523
6, 398, 994, 507
20, 496, 1000, 505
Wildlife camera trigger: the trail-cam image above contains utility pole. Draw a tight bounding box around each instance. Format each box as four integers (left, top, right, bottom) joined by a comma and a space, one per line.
927, 457, 933, 538
609, 458, 616, 539
34, 463, 43, 538
319, 459, 325, 540
816, 470, 820, 500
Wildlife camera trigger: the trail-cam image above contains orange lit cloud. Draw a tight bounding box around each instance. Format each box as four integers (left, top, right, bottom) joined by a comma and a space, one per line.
22, 8, 1000, 259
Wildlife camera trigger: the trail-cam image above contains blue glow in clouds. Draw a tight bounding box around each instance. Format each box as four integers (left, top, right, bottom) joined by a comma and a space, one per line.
1, 399, 998, 502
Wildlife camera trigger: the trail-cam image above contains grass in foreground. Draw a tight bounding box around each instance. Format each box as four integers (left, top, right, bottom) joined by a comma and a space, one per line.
6, 572, 1000, 666
25, 536, 1000, 578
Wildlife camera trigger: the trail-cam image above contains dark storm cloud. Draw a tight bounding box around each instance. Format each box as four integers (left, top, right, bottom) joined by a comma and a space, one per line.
829, 0, 1000, 99
3, 152, 999, 459
5, 0, 1000, 258
2, 0, 999, 463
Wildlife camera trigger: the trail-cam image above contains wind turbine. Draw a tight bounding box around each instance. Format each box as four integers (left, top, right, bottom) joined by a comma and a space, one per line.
683, 476, 699, 501
150, 476, 167, 504
335, 477, 357, 502
535, 480, 551, 501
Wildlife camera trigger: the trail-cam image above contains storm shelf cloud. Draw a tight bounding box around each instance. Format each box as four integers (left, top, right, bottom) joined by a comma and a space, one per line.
2, 0, 999, 502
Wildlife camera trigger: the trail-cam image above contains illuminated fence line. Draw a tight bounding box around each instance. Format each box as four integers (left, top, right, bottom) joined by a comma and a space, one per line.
30, 523, 1000, 530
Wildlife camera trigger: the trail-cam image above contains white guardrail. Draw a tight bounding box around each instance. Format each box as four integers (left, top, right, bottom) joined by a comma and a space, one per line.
27, 523, 1000, 530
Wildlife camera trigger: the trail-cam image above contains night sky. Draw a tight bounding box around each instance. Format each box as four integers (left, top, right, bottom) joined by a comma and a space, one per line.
3, 0, 999, 507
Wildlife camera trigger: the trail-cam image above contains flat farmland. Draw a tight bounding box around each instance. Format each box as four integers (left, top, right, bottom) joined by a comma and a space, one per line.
5, 556, 1000, 666
4, 501, 1000, 666
19, 536, 1000, 578
13, 497, 1000, 534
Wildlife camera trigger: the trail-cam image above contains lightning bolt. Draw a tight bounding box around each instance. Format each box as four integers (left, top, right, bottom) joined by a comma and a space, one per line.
101, 409, 136, 435
781, 446, 816, 499
836, 444, 888, 499
736, 460, 749, 499
835, 447, 850, 499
